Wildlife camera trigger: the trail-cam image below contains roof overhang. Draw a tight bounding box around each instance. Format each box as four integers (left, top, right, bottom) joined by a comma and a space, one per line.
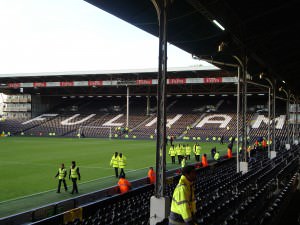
84, 0, 300, 94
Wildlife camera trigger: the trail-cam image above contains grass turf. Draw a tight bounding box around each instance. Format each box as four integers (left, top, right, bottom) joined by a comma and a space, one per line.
0, 137, 230, 217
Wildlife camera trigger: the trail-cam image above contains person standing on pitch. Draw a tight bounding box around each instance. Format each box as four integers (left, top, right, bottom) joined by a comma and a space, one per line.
211, 147, 216, 160
185, 144, 192, 160
214, 151, 220, 161
110, 152, 119, 178
169, 145, 176, 164
195, 144, 201, 162
176, 144, 183, 164
54, 163, 68, 193
118, 153, 126, 177
69, 161, 80, 194
220, 135, 224, 144
170, 135, 174, 146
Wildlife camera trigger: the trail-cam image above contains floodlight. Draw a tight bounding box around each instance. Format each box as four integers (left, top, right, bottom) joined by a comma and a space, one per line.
259, 73, 264, 79
213, 20, 225, 31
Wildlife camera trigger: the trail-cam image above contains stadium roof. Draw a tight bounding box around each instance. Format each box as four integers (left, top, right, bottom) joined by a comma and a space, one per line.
84, 0, 300, 95
0, 66, 216, 79
0, 67, 246, 95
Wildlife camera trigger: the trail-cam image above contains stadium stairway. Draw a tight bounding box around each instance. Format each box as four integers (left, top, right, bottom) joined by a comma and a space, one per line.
178, 113, 207, 139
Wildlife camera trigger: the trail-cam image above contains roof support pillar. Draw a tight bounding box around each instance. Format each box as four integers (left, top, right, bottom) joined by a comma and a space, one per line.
152, 0, 168, 199
126, 86, 129, 128
297, 97, 299, 142
272, 80, 276, 152
267, 87, 271, 156
241, 59, 247, 162
150, 0, 170, 224
147, 95, 150, 116
287, 91, 290, 144
236, 66, 241, 172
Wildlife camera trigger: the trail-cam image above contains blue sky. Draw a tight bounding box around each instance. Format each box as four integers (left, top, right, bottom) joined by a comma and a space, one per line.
0, 0, 215, 74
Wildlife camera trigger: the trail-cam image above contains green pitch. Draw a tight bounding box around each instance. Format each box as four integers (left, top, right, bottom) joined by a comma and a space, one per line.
0, 137, 230, 218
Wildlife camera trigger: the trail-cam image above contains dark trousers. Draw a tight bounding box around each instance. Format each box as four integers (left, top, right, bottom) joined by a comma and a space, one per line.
171, 156, 175, 164
211, 153, 215, 160
114, 167, 119, 178
120, 168, 125, 177
195, 155, 200, 162
169, 211, 196, 225
178, 155, 182, 164
57, 179, 67, 193
71, 178, 78, 194
186, 154, 190, 160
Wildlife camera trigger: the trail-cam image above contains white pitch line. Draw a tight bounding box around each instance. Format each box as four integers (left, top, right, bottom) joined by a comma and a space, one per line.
80, 166, 112, 170
0, 160, 55, 167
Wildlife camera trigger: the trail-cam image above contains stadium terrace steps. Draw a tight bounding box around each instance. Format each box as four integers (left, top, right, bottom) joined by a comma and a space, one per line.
0, 112, 290, 141
0, 96, 290, 140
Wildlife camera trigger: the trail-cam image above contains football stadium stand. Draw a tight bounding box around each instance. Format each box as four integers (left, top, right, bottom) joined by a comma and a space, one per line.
1, 1, 299, 224
0, 96, 290, 144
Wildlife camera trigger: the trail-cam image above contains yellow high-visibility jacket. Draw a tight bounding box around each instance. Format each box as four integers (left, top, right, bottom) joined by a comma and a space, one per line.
118, 156, 127, 168
176, 146, 182, 156
110, 155, 119, 168
70, 166, 78, 179
185, 146, 192, 155
58, 168, 67, 180
214, 152, 220, 160
169, 147, 176, 157
170, 175, 196, 223
180, 146, 185, 156
195, 146, 201, 155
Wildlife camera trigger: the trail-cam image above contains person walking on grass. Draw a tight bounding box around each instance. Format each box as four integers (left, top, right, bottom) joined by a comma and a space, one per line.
169, 145, 176, 164
110, 152, 119, 178
54, 163, 68, 193
185, 144, 192, 160
118, 153, 127, 178
69, 161, 80, 194
195, 144, 201, 162
214, 151, 220, 161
